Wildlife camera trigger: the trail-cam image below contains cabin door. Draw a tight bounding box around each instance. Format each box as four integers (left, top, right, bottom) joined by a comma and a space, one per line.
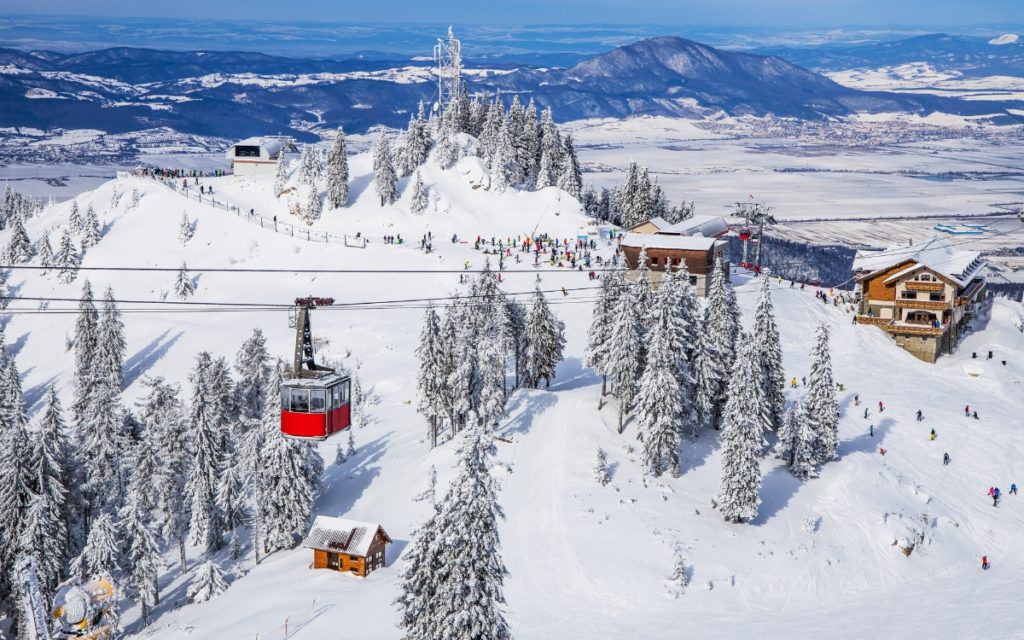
327, 552, 340, 570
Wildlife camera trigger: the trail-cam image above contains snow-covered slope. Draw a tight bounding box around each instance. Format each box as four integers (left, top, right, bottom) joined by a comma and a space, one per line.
5, 154, 1024, 639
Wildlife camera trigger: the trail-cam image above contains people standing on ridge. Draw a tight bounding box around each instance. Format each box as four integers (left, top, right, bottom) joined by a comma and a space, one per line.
943, 452, 950, 466
982, 556, 989, 570
854, 394, 860, 406
1010, 483, 1018, 495
965, 404, 971, 417
869, 424, 874, 437
930, 429, 936, 441
879, 401, 885, 413
916, 409, 923, 422
864, 408, 870, 419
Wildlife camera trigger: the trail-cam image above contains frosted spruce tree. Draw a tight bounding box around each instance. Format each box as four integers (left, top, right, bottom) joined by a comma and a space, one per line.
36, 233, 54, 273
535, 147, 554, 190
298, 144, 320, 184
658, 265, 698, 428
235, 328, 271, 421
489, 120, 514, 192
178, 211, 194, 245
273, 153, 288, 198
409, 170, 429, 214
98, 286, 125, 389
416, 305, 447, 447
121, 495, 161, 625
175, 262, 195, 299
775, 401, 818, 479
72, 280, 100, 427
79, 366, 125, 518
396, 425, 510, 640
374, 133, 399, 206
81, 204, 101, 249
326, 126, 350, 208
696, 256, 739, 429
557, 135, 583, 199
593, 448, 610, 486
477, 311, 508, 427
68, 200, 82, 232
70, 512, 120, 580
27, 388, 71, 591
607, 285, 643, 433
55, 231, 81, 284
523, 286, 566, 389
185, 353, 224, 552
188, 560, 227, 603
0, 370, 32, 598
5, 215, 34, 263
216, 449, 246, 532
716, 335, 764, 524
634, 286, 686, 476
20, 492, 63, 598
805, 322, 840, 465
585, 268, 621, 401
302, 185, 322, 224
753, 278, 786, 434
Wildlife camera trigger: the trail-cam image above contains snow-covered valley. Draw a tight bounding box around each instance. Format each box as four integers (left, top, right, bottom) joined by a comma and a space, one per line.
1, 130, 1023, 640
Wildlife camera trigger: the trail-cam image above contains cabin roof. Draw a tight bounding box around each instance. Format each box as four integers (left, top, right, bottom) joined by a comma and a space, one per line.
619, 232, 721, 251
656, 215, 730, 238
852, 236, 985, 287
302, 516, 390, 557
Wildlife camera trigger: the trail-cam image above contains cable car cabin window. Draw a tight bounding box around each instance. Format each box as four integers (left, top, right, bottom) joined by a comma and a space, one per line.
330, 384, 342, 409
310, 389, 327, 412
234, 145, 261, 158
289, 389, 310, 413
340, 380, 351, 405
281, 388, 290, 411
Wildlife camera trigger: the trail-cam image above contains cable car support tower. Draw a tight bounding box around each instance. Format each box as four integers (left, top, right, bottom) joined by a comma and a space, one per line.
734, 199, 776, 273
291, 296, 336, 378
433, 25, 463, 117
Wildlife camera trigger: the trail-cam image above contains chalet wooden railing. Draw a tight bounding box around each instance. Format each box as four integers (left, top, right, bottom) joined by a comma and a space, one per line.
895, 299, 949, 311
888, 324, 944, 337
856, 316, 892, 326
903, 281, 944, 292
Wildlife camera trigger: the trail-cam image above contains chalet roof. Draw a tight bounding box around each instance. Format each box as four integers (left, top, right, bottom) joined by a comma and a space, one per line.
302, 516, 389, 557
656, 215, 730, 238
852, 236, 985, 287
620, 232, 721, 251
629, 216, 669, 231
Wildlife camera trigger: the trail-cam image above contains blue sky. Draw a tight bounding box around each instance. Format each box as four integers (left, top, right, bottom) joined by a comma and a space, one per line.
0, 0, 1019, 27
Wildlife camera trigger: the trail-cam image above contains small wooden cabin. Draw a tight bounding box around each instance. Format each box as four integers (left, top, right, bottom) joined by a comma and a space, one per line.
302, 516, 392, 577
619, 233, 728, 297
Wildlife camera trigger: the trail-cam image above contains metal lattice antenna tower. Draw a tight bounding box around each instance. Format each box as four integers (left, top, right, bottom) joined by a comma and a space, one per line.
433, 25, 463, 116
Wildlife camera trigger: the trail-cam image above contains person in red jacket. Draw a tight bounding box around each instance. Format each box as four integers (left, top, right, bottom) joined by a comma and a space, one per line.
982, 555, 989, 570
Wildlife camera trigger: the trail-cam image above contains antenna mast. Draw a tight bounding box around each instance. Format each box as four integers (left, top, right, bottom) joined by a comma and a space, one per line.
433, 25, 463, 116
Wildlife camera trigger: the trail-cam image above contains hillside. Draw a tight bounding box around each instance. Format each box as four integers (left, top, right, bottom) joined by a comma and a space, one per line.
2, 145, 1024, 639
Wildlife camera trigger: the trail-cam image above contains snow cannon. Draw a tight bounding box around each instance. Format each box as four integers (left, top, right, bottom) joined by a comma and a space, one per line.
51, 574, 117, 640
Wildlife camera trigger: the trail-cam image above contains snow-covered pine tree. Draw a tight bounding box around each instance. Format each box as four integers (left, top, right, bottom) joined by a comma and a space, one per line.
81, 204, 101, 249
178, 211, 194, 245
0, 368, 32, 597
783, 401, 818, 479
593, 448, 610, 486
273, 153, 288, 198
374, 134, 400, 206
69, 512, 120, 580
4, 215, 34, 263
489, 119, 514, 192
298, 144, 319, 184
668, 547, 689, 597
187, 560, 227, 603
72, 279, 99, 423
607, 284, 643, 433
585, 268, 621, 399
716, 335, 764, 523
98, 286, 125, 389
634, 287, 684, 476
185, 353, 224, 552
254, 371, 320, 554
346, 429, 356, 458
433, 108, 461, 170
20, 492, 63, 598
670, 262, 702, 364
121, 496, 161, 625
409, 170, 428, 214
805, 322, 839, 465
504, 298, 528, 390
618, 162, 641, 228
79, 367, 125, 518
175, 262, 195, 299
68, 199, 82, 231
393, 503, 442, 639
539, 106, 563, 173
235, 328, 271, 422
753, 278, 786, 435
698, 256, 740, 429
535, 146, 554, 190
477, 94, 504, 162
27, 388, 71, 590
129, 186, 141, 209
216, 448, 245, 532
416, 305, 447, 447
326, 126, 350, 208
558, 134, 583, 199
415, 425, 510, 640
523, 286, 566, 389
634, 246, 654, 332
36, 233, 54, 273
55, 231, 81, 284
139, 377, 189, 570
302, 184, 322, 224
448, 302, 481, 433
334, 442, 347, 465
477, 310, 508, 427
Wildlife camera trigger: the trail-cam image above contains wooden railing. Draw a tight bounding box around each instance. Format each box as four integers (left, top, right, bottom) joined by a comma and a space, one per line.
896, 299, 949, 311
903, 280, 944, 292
888, 324, 944, 337
856, 316, 892, 326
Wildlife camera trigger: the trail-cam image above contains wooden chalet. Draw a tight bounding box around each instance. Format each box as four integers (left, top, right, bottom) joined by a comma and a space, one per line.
619, 232, 728, 296
627, 215, 730, 239
853, 236, 987, 363
302, 516, 392, 577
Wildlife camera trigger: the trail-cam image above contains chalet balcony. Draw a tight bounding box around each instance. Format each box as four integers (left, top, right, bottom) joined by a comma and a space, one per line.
888, 322, 945, 337
896, 299, 949, 312
903, 280, 944, 292
856, 315, 892, 327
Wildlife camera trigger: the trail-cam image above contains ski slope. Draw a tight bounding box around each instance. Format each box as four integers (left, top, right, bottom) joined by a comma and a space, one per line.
5, 152, 1024, 640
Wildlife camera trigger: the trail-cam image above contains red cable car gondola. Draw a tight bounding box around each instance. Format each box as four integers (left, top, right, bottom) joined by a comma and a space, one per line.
281, 297, 352, 440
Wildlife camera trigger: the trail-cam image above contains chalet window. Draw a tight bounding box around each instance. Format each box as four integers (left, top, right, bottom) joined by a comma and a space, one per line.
234, 145, 261, 158
900, 291, 916, 299
689, 276, 697, 286
650, 256, 659, 265
929, 292, 944, 302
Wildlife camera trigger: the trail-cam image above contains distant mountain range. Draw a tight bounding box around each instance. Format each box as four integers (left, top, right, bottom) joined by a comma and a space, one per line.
0, 35, 1021, 143
754, 33, 1024, 77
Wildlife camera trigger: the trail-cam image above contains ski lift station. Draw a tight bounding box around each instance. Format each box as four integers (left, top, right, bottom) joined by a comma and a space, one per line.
224, 137, 286, 177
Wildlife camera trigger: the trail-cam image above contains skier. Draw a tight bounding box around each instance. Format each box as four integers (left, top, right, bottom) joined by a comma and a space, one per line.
916, 409, 923, 422
943, 452, 950, 466
854, 394, 860, 406
802, 376, 806, 386
1010, 483, 1018, 495
870, 424, 874, 437
791, 377, 798, 388
864, 408, 870, 419
879, 401, 885, 413
929, 429, 936, 441
973, 411, 979, 420
982, 555, 989, 570
879, 448, 886, 456
965, 404, 970, 417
